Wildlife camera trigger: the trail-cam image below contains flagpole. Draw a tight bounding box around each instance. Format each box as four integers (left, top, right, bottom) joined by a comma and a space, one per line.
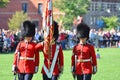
43, 0, 54, 71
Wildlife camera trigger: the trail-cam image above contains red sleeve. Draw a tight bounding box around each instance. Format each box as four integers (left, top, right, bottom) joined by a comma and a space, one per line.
13, 53, 17, 66
58, 46, 64, 67
71, 46, 75, 67
35, 42, 44, 66
13, 42, 21, 66
35, 46, 39, 66
90, 46, 97, 66
35, 42, 43, 52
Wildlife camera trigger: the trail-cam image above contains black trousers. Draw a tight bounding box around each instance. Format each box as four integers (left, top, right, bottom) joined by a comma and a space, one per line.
0, 46, 2, 52
42, 74, 58, 80
18, 73, 33, 80
77, 74, 92, 80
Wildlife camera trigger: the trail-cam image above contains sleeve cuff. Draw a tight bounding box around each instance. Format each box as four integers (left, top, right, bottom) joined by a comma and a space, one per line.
12, 65, 16, 72
93, 66, 97, 72
35, 66, 39, 73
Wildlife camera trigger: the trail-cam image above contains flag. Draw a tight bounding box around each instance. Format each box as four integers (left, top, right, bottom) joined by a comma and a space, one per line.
43, 0, 54, 70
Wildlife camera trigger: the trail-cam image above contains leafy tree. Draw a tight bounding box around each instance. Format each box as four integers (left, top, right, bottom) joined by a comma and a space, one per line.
53, 0, 90, 29
101, 16, 120, 30
0, 0, 9, 7
8, 11, 30, 30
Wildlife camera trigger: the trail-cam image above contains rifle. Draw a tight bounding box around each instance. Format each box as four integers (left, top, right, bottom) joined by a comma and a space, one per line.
72, 54, 77, 80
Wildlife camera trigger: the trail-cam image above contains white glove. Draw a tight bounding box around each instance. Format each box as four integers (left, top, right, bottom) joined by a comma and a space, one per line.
93, 66, 97, 74
60, 66, 64, 74
71, 66, 76, 73
35, 66, 39, 73
71, 66, 74, 72
12, 65, 17, 75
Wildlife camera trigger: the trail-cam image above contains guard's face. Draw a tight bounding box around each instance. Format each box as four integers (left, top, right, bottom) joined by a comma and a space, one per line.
80, 37, 87, 43
25, 37, 33, 42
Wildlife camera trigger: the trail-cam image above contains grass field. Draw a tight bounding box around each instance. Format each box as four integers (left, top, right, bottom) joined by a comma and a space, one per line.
0, 48, 120, 80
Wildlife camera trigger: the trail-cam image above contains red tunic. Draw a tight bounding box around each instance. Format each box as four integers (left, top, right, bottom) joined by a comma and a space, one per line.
13, 41, 39, 73
36, 42, 64, 75
71, 43, 97, 75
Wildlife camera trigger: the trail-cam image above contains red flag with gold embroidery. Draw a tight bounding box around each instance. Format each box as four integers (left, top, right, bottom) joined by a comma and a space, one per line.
43, 0, 54, 65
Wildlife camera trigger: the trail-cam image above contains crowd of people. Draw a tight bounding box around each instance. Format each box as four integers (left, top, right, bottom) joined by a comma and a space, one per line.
0, 27, 120, 53
0, 28, 44, 53
59, 28, 120, 50
89, 29, 120, 48
0, 29, 19, 53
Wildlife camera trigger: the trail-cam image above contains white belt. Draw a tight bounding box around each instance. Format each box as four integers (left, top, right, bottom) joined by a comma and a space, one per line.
77, 59, 91, 62
20, 57, 34, 60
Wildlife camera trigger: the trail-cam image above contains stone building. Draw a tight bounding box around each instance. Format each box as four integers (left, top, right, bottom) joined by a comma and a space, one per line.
84, 0, 120, 29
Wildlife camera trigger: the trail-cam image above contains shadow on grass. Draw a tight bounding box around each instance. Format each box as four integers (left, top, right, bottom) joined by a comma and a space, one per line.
0, 52, 14, 54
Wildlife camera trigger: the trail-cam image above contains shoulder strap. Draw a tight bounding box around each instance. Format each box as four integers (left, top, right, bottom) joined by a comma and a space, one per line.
49, 44, 60, 74
43, 44, 60, 78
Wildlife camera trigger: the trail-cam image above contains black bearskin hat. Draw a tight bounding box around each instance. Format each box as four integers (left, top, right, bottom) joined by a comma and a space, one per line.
76, 23, 90, 40
53, 21, 59, 41
21, 20, 35, 37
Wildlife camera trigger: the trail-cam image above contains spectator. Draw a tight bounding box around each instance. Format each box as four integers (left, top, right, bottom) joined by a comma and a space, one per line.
89, 29, 96, 45
3, 32, 11, 53
0, 29, 3, 53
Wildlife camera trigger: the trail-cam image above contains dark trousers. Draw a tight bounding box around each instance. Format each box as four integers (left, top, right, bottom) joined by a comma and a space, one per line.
18, 73, 33, 80
77, 74, 92, 80
0, 47, 2, 52
43, 74, 58, 80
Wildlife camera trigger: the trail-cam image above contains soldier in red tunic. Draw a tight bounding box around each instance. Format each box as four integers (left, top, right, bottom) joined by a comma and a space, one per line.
36, 21, 64, 80
71, 23, 97, 80
12, 20, 39, 80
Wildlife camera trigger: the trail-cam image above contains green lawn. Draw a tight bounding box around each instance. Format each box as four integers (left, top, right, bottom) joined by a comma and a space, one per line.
0, 48, 120, 80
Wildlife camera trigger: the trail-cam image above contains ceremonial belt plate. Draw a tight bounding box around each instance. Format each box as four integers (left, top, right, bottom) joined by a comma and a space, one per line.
77, 59, 91, 62
20, 57, 34, 60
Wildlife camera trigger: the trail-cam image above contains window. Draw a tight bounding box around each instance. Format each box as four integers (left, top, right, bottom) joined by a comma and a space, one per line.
38, 3, 42, 14
22, 3, 28, 13
91, 3, 94, 11
101, 3, 104, 11
113, 4, 116, 11
95, 3, 98, 11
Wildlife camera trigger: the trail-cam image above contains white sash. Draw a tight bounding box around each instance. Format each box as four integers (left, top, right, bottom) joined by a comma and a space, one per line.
43, 45, 60, 78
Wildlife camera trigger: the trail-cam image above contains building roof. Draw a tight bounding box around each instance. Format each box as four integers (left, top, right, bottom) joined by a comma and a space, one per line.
92, 0, 120, 2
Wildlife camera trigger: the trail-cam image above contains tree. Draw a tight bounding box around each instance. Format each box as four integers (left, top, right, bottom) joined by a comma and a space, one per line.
8, 11, 30, 31
53, 0, 90, 29
0, 0, 9, 7
101, 16, 120, 30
